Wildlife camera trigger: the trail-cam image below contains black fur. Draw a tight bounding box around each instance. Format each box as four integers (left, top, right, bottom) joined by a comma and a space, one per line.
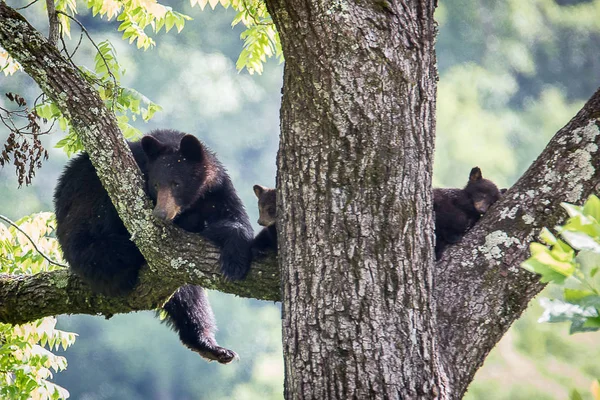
54, 129, 253, 363
163, 285, 237, 363
434, 167, 501, 259
252, 225, 277, 256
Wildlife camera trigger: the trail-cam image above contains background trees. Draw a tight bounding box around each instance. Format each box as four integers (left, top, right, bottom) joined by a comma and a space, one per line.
1, 0, 600, 398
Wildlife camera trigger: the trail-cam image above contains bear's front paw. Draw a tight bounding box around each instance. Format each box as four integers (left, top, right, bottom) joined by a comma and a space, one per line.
219, 256, 251, 281
251, 246, 270, 260
220, 266, 250, 281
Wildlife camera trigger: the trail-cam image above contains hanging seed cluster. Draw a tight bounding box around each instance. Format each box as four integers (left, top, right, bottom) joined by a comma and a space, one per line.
1, 92, 49, 186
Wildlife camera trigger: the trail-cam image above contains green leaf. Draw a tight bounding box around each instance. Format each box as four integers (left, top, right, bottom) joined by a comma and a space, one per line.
523, 242, 576, 281
522, 258, 568, 284
561, 230, 600, 252
563, 288, 596, 303
570, 389, 584, 400
583, 316, 600, 328
538, 298, 599, 334
583, 195, 600, 222
562, 202, 585, 218
165, 14, 176, 32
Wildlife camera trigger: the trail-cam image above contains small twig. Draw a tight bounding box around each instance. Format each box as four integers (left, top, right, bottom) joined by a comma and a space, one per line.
0, 214, 68, 268
60, 29, 84, 61
16, 0, 40, 10
0, 99, 54, 136
46, 0, 59, 47
240, 0, 272, 26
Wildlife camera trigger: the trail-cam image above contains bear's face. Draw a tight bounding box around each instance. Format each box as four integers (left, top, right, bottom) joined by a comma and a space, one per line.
465, 167, 501, 214
142, 134, 216, 222
253, 185, 276, 227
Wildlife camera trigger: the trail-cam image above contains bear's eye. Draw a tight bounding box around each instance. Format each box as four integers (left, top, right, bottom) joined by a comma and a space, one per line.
154, 183, 159, 190
172, 181, 180, 188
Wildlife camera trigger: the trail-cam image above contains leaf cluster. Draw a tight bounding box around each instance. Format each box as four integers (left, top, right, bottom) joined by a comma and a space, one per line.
79, 0, 191, 49
0, 213, 76, 400
188, 0, 282, 73
522, 195, 600, 334
0, 48, 20, 76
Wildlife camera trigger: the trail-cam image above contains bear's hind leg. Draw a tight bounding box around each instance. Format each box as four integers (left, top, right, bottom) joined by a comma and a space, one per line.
163, 285, 237, 364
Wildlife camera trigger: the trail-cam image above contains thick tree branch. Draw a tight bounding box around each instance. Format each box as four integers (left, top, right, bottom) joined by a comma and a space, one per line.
0, 252, 278, 324
436, 88, 600, 397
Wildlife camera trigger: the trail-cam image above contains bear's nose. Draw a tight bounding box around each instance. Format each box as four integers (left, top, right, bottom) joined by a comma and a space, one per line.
153, 208, 169, 221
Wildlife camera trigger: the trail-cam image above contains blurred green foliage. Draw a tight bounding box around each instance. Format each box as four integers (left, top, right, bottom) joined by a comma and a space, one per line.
1, 0, 600, 398
522, 195, 600, 333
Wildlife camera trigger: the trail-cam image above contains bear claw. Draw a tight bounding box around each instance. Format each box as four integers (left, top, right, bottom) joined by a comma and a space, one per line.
195, 346, 239, 364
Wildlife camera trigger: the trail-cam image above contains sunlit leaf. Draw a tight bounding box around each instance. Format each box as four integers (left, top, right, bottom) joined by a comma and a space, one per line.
583, 195, 600, 222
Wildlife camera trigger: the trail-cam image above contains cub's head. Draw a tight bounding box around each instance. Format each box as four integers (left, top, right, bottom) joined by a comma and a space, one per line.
464, 167, 501, 214
142, 133, 219, 222
253, 185, 276, 227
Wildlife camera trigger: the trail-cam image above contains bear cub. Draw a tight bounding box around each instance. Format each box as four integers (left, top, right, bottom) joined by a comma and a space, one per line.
434, 167, 502, 258
54, 129, 253, 363
251, 185, 277, 255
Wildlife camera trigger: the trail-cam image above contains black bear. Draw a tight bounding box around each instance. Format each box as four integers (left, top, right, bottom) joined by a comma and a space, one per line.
434, 167, 501, 258
54, 129, 253, 363
251, 185, 277, 255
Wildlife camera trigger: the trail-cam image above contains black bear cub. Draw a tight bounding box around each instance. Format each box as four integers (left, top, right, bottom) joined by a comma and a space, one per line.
251, 185, 277, 255
54, 129, 253, 363
434, 167, 501, 258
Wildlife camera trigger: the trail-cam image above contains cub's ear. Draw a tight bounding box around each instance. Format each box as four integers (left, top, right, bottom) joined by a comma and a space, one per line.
142, 136, 167, 161
469, 167, 482, 182
253, 184, 267, 199
500, 188, 508, 194
180, 134, 205, 162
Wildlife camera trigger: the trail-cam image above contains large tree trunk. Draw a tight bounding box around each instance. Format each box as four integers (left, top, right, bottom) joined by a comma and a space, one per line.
267, 0, 447, 397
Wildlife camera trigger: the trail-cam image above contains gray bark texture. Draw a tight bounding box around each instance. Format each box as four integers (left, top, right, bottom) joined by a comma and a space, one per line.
265, 0, 446, 398
1, 0, 600, 398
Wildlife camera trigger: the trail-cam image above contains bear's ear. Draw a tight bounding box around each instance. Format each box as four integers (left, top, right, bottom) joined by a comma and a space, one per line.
253, 185, 267, 199
469, 167, 482, 182
500, 188, 508, 194
180, 134, 205, 162
142, 136, 167, 161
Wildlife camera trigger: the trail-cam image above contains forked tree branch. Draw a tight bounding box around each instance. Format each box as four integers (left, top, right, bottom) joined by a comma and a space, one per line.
436, 89, 600, 395
0, 5, 599, 396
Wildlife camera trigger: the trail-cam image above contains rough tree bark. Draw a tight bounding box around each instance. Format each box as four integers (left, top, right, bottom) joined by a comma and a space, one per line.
266, 0, 446, 398
1, 0, 600, 399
